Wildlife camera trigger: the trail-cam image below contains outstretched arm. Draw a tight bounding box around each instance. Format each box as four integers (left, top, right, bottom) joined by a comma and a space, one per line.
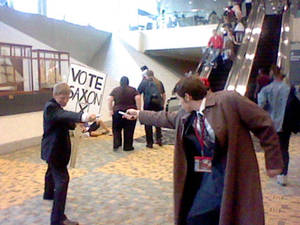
124, 109, 180, 130
232, 92, 283, 177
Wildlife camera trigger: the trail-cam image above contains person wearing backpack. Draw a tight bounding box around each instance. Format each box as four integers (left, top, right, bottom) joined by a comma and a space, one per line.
138, 70, 166, 148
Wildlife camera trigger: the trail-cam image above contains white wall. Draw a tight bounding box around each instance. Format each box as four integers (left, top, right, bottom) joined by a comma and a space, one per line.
0, 112, 43, 153
292, 16, 300, 42
0, 21, 117, 153
0, 6, 111, 66
0, 21, 185, 153
119, 24, 218, 52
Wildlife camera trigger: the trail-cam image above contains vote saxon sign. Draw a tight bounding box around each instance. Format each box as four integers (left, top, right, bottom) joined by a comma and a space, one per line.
65, 64, 107, 114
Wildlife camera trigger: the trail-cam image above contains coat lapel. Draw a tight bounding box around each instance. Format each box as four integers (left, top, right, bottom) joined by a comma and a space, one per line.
203, 93, 227, 148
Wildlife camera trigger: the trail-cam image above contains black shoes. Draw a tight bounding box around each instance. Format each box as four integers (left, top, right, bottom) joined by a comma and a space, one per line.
146, 144, 153, 149
43, 193, 54, 200
156, 140, 163, 146
124, 147, 134, 151
61, 218, 79, 225
113, 144, 121, 152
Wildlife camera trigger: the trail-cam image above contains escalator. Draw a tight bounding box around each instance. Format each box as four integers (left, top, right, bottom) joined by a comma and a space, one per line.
246, 14, 282, 100
224, 0, 290, 97
167, 0, 290, 112
196, 0, 262, 92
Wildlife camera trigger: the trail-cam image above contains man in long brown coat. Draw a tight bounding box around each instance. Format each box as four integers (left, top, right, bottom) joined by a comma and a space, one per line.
124, 77, 283, 225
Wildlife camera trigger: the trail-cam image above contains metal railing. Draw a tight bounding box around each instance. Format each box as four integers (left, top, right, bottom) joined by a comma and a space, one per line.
277, 2, 291, 76
224, 0, 265, 95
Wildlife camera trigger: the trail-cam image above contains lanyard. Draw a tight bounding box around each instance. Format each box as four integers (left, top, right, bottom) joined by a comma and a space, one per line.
193, 114, 206, 156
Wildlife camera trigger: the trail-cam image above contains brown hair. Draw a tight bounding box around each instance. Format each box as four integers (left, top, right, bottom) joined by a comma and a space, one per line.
147, 70, 163, 93
270, 64, 285, 80
172, 77, 208, 100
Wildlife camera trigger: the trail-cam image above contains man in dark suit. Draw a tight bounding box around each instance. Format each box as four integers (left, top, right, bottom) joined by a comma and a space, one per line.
41, 82, 96, 225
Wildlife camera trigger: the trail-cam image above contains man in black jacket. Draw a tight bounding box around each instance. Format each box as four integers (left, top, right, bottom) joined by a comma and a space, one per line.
41, 82, 96, 225
138, 70, 166, 148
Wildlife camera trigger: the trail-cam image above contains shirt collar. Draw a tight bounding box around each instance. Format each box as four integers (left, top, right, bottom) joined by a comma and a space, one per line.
198, 97, 206, 116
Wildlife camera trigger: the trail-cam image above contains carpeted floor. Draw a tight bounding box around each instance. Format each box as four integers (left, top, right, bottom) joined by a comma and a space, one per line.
0, 126, 300, 225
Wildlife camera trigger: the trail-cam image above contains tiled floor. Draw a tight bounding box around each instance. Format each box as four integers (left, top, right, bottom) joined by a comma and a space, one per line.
0, 126, 300, 225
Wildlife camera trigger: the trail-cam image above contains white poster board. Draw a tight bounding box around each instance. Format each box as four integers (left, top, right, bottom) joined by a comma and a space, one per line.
66, 64, 107, 168
65, 64, 107, 114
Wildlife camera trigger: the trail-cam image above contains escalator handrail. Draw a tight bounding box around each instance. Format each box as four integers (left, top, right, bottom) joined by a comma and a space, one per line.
224, 0, 265, 93
276, 2, 291, 76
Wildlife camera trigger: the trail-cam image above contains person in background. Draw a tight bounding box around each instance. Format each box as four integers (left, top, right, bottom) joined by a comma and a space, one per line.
108, 76, 141, 151
124, 76, 282, 225
234, 18, 245, 43
138, 70, 166, 148
208, 11, 219, 24
232, 1, 243, 20
207, 29, 224, 66
254, 67, 272, 101
140, 65, 149, 80
81, 119, 111, 137
42, 82, 96, 225
208, 29, 224, 51
258, 65, 295, 186
245, 0, 252, 17
223, 2, 236, 26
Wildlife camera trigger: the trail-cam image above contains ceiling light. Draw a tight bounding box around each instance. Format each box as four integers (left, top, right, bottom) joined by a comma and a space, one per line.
284, 26, 290, 32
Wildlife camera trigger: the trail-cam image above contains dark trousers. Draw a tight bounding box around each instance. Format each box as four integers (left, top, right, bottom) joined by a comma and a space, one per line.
112, 112, 137, 150
44, 164, 69, 225
246, 3, 252, 17
186, 208, 220, 225
278, 131, 291, 175
145, 125, 162, 145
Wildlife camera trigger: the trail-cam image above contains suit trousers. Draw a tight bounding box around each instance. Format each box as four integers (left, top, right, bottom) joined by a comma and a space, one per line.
112, 112, 137, 150
44, 163, 69, 225
145, 125, 162, 146
186, 207, 220, 225
278, 131, 291, 175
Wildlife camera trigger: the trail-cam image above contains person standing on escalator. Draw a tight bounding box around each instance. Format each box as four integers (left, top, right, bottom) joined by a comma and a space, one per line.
207, 29, 224, 66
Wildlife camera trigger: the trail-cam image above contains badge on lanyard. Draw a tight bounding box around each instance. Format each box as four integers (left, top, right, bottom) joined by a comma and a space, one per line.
194, 156, 212, 172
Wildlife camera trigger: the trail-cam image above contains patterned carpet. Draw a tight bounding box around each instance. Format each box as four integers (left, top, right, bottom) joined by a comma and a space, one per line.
0, 125, 300, 225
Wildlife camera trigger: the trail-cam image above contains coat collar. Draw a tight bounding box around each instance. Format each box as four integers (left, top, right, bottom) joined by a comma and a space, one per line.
204, 92, 216, 110
181, 92, 216, 120
50, 98, 62, 109
181, 92, 216, 123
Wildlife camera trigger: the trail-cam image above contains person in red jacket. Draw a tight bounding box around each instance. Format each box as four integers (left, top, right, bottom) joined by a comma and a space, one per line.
207, 29, 224, 66
208, 29, 223, 50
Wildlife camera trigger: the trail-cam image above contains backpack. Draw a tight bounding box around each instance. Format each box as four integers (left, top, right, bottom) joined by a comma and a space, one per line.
145, 80, 163, 110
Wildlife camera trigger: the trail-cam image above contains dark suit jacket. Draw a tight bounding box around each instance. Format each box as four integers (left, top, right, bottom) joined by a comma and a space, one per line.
41, 98, 83, 168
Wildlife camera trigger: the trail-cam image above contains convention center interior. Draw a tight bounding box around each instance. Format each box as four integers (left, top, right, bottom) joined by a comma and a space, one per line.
0, 0, 300, 224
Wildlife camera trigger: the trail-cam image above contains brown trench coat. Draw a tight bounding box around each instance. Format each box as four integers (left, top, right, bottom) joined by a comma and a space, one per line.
139, 91, 283, 225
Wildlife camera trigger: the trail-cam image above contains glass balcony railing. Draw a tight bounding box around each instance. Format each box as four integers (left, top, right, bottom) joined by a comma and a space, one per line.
129, 9, 221, 31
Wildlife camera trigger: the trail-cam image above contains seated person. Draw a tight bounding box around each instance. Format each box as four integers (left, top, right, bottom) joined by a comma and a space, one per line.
81, 119, 111, 137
